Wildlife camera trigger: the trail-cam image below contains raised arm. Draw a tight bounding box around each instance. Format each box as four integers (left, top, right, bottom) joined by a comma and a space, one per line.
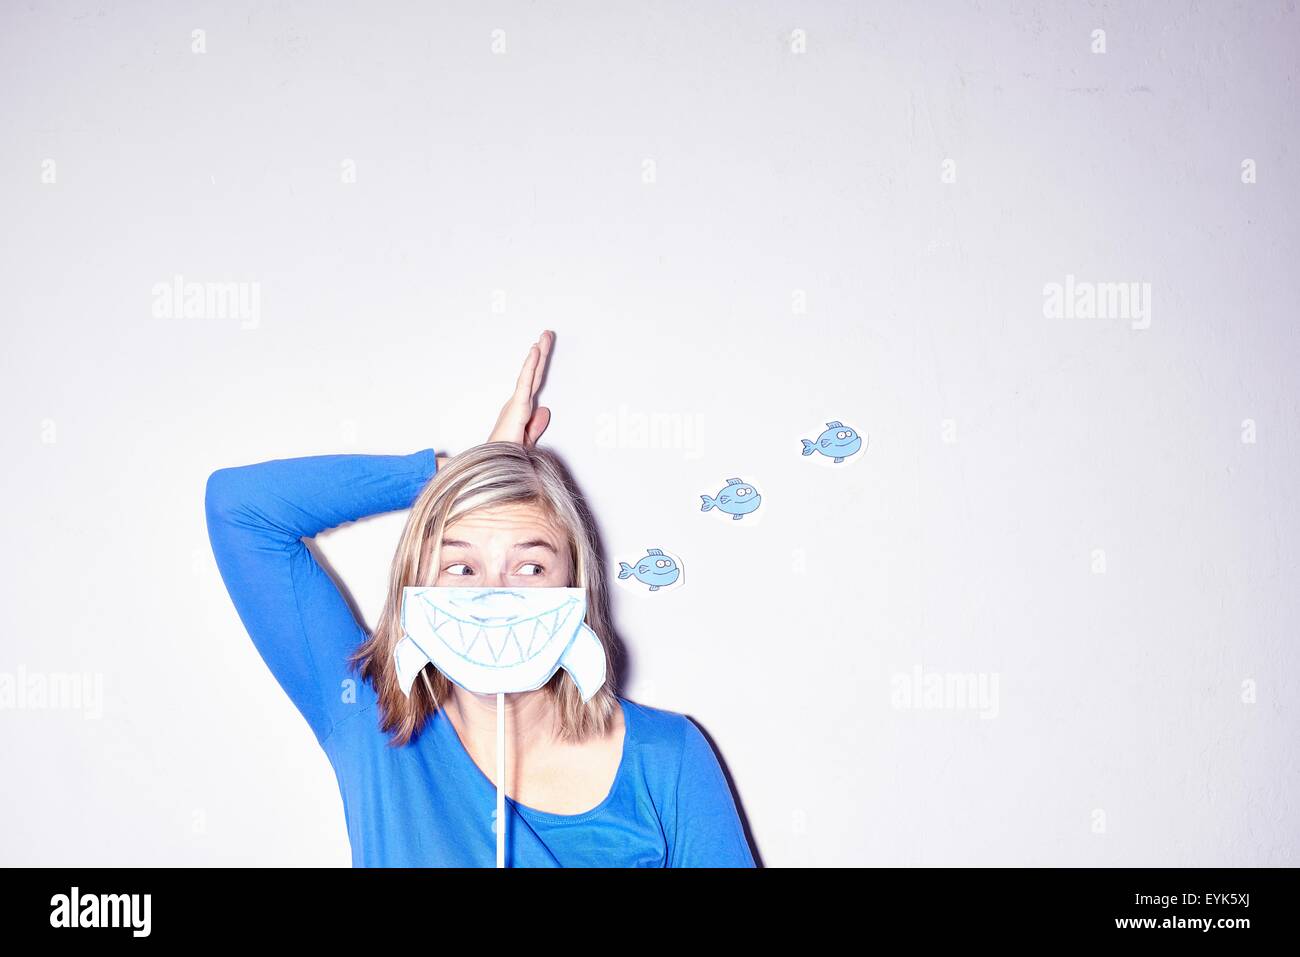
205, 327, 553, 747
204, 448, 441, 746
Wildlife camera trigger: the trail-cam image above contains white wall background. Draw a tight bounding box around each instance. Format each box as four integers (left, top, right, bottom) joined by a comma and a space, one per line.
1, 0, 1296, 866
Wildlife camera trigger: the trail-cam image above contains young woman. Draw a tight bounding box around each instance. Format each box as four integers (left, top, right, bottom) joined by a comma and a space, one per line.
204, 331, 755, 867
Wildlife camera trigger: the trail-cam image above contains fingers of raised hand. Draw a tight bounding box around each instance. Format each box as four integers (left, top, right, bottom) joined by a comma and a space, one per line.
513, 342, 540, 401
526, 331, 553, 398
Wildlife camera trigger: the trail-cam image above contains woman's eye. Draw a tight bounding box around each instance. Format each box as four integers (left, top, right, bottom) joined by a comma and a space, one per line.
519, 563, 545, 576
446, 563, 473, 576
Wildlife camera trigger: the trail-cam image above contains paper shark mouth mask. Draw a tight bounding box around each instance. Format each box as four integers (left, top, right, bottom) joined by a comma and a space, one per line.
395, 586, 607, 703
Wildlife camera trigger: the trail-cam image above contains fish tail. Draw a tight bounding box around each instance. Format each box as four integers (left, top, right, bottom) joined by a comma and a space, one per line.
800, 439, 816, 456
617, 562, 634, 579
699, 495, 715, 511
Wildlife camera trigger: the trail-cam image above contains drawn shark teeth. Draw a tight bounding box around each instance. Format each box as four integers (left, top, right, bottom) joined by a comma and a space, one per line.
424, 611, 534, 665
396, 587, 607, 706
523, 619, 544, 658
506, 626, 527, 663
524, 608, 559, 657
485, 624, 511, 662
411, 595, 585, 668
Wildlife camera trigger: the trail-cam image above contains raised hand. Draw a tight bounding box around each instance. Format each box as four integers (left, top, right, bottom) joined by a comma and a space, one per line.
488, 330, 554, 447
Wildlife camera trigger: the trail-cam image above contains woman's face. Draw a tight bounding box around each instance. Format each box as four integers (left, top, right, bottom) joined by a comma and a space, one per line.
433, 501, 573, 588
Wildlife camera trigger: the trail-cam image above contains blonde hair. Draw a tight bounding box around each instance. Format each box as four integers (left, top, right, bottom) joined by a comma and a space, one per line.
351, 442, 620, 747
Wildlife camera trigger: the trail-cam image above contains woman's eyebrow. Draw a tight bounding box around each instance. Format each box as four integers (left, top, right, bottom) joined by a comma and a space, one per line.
514, 539, 557, 553
440, 538, 556, 552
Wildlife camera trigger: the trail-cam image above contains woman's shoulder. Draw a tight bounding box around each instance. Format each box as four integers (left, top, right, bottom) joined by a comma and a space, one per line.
617, 696, 734, 800
617, 695, 704, 754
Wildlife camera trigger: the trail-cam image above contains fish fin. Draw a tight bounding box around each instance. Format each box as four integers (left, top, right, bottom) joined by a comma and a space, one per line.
726, 477, 743, 485
392, 635, 431, 699
559, 624, 607, 703
826, 420, 843, 428
732, 513, 743, 520
834, 456, 844, 463
647, 548, 664, 556
649, 584, 659, 591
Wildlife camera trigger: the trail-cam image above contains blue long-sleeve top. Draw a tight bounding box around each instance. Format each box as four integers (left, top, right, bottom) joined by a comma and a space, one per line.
203, 447, 756, 867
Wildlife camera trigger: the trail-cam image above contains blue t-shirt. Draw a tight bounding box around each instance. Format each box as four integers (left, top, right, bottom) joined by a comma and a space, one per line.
204, 447, 755, 867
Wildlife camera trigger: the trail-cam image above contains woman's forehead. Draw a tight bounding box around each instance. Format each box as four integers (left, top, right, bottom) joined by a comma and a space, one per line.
446, 501, 562, 538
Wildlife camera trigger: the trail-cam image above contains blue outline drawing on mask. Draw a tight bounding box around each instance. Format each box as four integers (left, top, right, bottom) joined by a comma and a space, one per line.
395, 586, 607, 703
617, 548, 682, 591
800, 420, 863, 463
700, 477, 762, 520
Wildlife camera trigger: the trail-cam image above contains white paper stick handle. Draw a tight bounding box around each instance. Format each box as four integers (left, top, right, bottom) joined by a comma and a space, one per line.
496, 691, 505, 868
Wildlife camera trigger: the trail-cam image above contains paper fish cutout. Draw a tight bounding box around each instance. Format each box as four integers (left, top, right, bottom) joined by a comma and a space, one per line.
700, 477, 761, 519
617, 548, 681, 591
395, 586, 607, 703
801, 420, 863, 463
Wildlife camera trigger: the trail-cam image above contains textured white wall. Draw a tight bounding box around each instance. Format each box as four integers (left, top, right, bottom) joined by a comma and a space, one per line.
1, 1, 1296, 866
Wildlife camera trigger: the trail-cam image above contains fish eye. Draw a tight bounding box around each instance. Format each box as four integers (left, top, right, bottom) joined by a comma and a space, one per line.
655, 559, 667, 567
839, 430, 850, 438
736, 487, 747, 496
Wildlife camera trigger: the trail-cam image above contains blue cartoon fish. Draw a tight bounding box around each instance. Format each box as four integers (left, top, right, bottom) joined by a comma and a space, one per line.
801, 420, 862, 463
617, 549, 681, 591
700, 477, 761, 520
